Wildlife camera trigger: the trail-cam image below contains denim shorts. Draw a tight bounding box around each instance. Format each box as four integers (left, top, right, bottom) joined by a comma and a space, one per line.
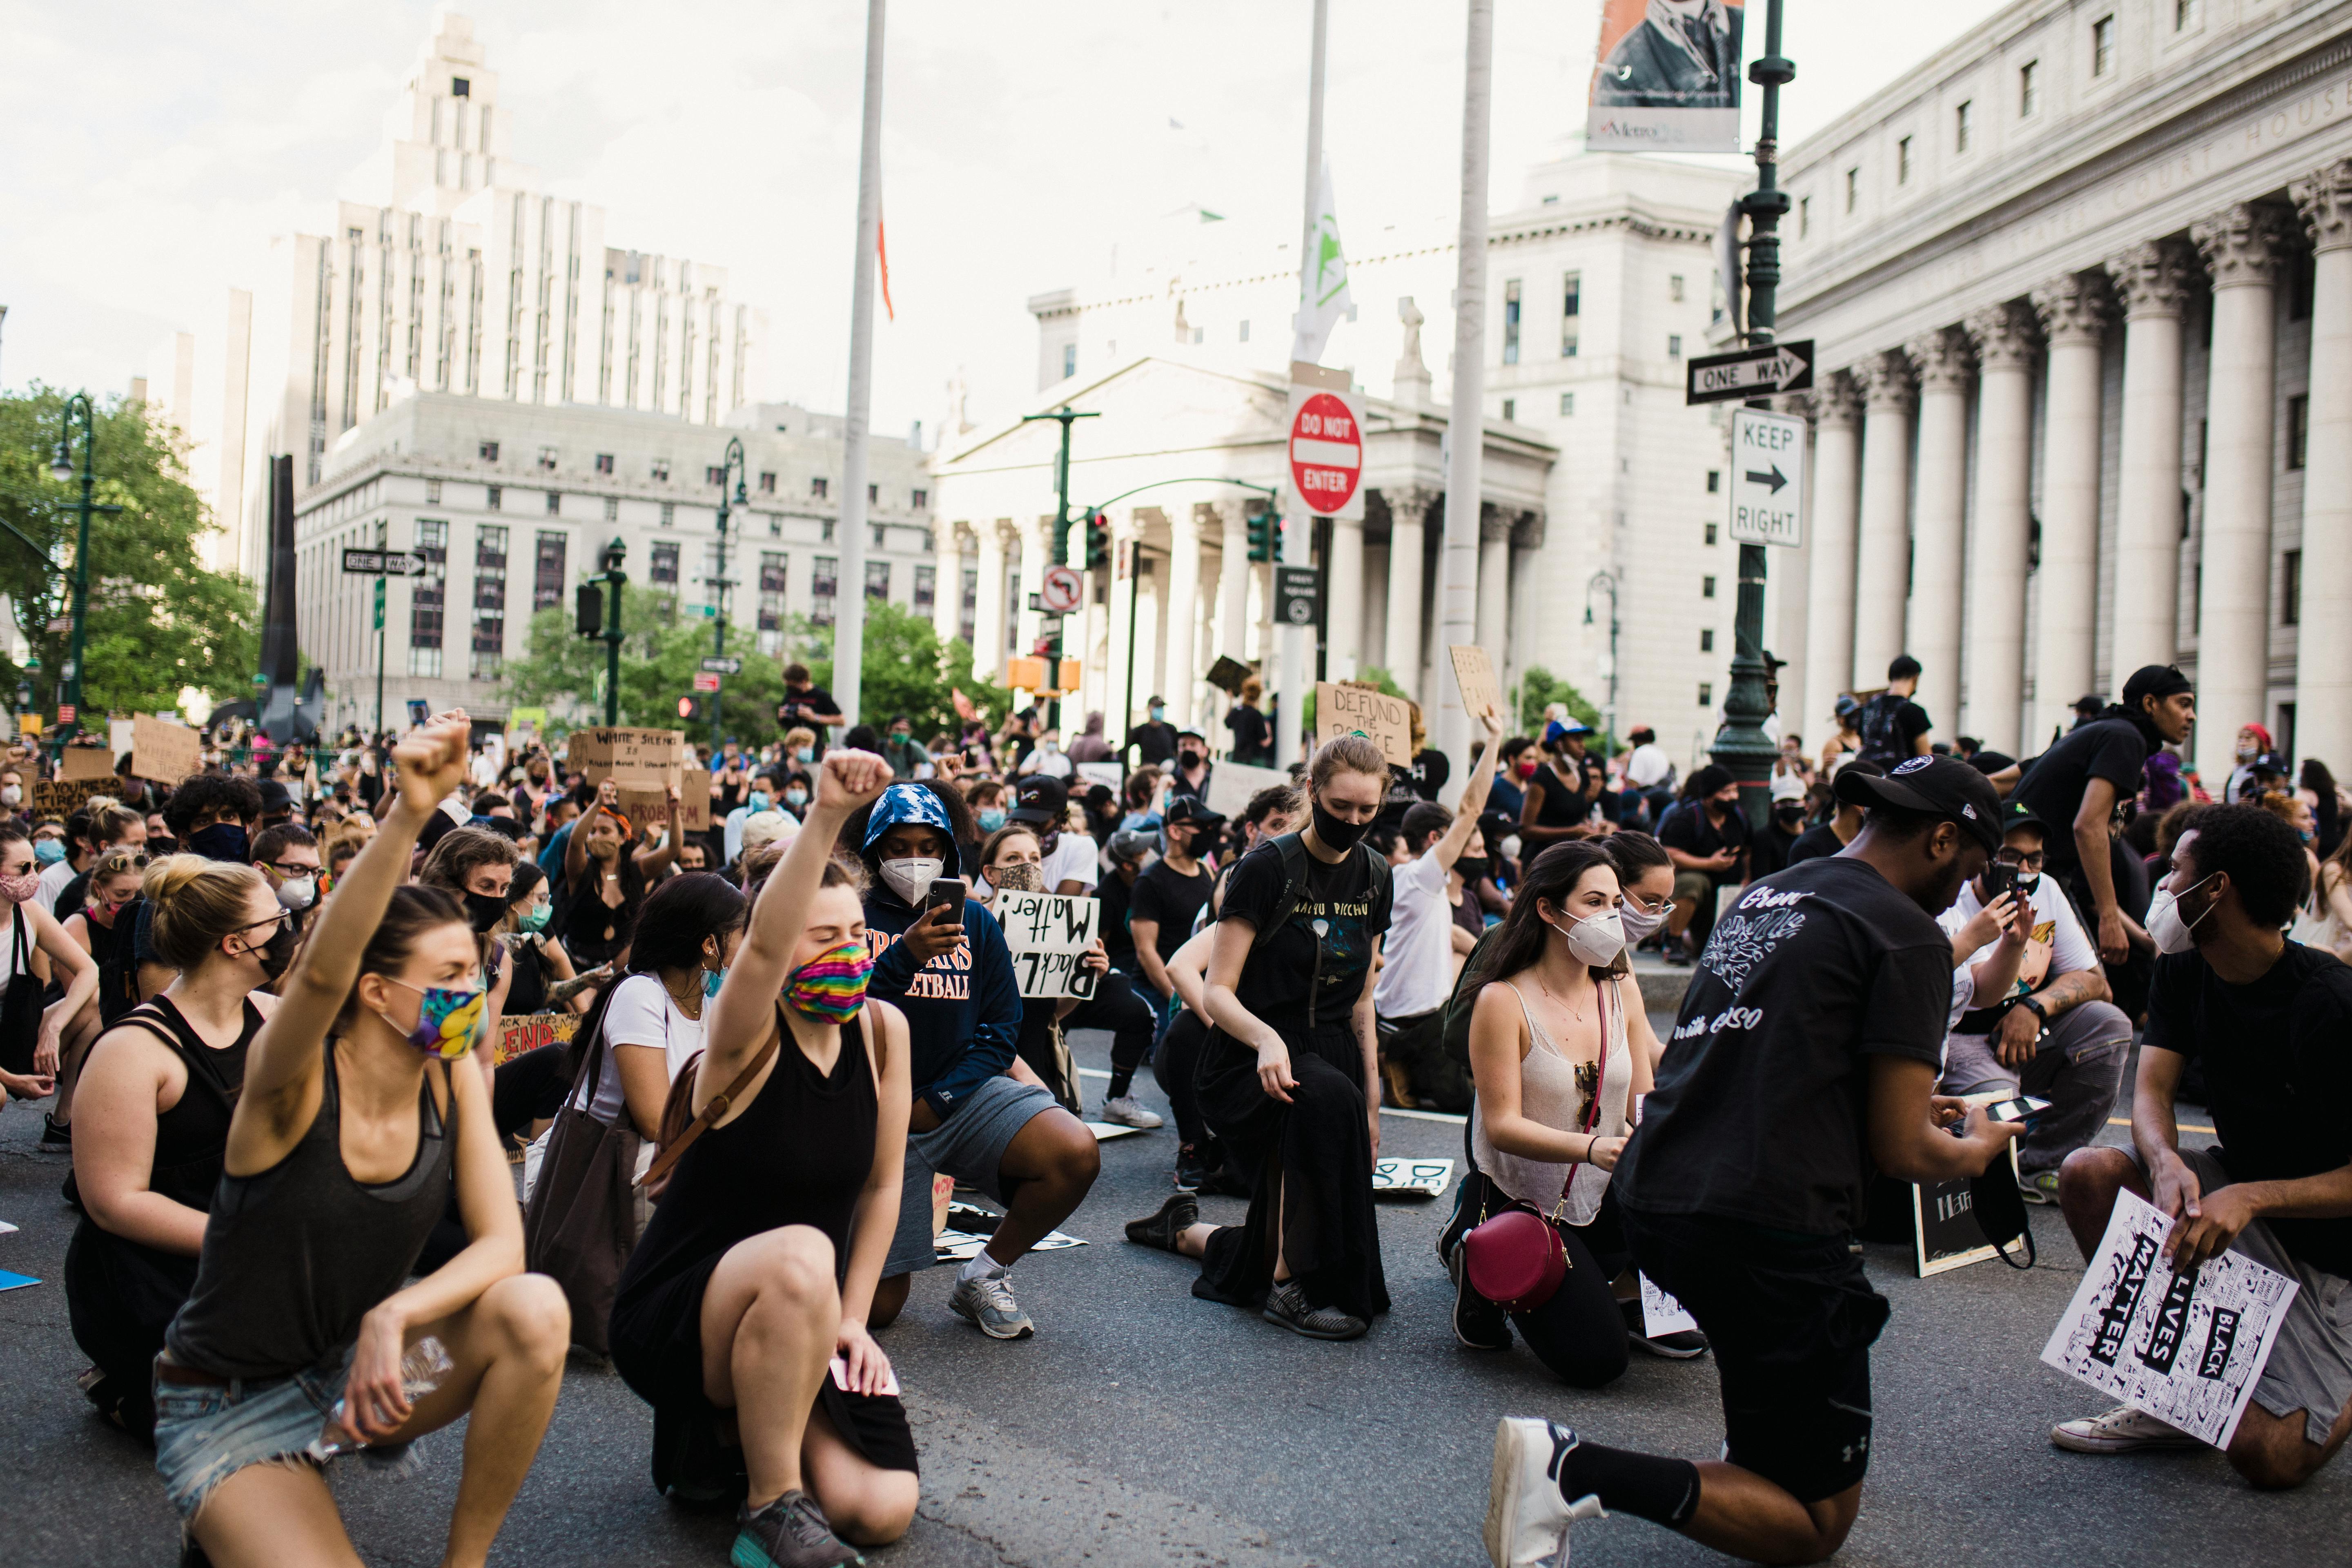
151, 1345, 354, 1521
884, 1075, 1061, 1275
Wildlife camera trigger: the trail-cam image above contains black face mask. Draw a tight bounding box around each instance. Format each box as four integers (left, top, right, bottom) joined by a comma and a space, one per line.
463, 890, 510, 933
1178, 750, 1202, 770
189, 822, 249, 864
241, 918, 298, 981
1774, 805, 1806, 827
1455, 855, 1491, 882
1310, 795, 1370, 853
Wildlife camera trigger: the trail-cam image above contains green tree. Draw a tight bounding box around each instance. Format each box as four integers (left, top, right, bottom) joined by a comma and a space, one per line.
0, 386, 258, 717
789, 599, 1013, 741
501, 599, 786, 739
1516, 666, 1604, 746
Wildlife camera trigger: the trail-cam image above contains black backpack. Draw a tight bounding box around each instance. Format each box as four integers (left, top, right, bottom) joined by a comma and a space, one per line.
1242, 832, 1391, 951
1855, 692, 1914, 768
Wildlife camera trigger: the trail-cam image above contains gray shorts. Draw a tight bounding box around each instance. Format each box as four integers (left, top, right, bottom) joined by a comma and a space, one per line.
2132, 1145, 2352, 1447
884, 1075, 1062, 1276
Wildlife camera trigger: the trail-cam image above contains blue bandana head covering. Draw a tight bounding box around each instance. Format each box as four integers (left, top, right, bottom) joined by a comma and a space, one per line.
862, 782, 955, 852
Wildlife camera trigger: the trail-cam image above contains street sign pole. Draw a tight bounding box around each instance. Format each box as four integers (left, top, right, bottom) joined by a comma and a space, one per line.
1018, 405, 1099, 731
1708, 0, 1795, 834
711, 436, 746, 756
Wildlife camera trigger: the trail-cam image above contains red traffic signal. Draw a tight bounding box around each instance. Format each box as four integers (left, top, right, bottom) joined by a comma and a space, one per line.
677, 695, 702, 722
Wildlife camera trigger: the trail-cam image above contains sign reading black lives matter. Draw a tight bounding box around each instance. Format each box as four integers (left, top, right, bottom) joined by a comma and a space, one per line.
2040, 1189, 2299, 1447
994, 891, 1101, 1000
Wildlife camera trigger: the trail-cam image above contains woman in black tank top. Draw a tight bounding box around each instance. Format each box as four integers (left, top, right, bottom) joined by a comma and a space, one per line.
561, 780, 683, 971
65, 853, 276, 1440
150, 714, 569, 1564
612, 748, 914, 1568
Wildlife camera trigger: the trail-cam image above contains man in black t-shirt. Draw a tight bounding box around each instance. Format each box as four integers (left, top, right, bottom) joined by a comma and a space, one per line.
775, 662, 846, 742
1786, 759, 1881, 866
2011, 663, 2196, 965
2051, 805, 2352, 1486
1125, 697, 1178, 768
1128, 798, 1219, 1005
1657, 765, 1749, 964
1488, 755, 2022, 1567
1853, 655, 1932, 768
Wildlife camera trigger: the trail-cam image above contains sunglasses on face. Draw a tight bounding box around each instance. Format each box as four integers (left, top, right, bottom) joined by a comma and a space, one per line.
1995, 850, 2046, 871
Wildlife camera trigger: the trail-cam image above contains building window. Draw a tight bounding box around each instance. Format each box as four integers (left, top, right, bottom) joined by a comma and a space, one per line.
1061, 344, 1076, 379
1799, 195, 1811, 237
408, 519, 446, 677
1560, 272, 1581, 357
650, 457, 670, 482
706, 465, 726, 486
2175, 0, 2198, 30
812, 555, 838, 625
960, 567, 978, 645
1239, 320, 1251, 343
867, 483, 879, 505
533, 530, 566, 610
914, 565, 936, 613
1897, 136, 1912, 184
1501, 398, 1517, 422
1502, 278, 1522, 365
1669, 274, 1686, 303
1956, 100, 1971, 153
1705, 523, 1719, 545
2020, 60, 2038, 116
479, 439, 499, 462
1706, 470, 1721, 494
1559, 392, 1575, 416
1700, 628, 1714, 652
1845, 167, 1859, 211
425, 479, 441, 503
758, 471, 776, 494
544, 490, 560, 515
486, 485, 502, 511
2092, 15, 2114, 76
536, 446, 557, 471
865, 560, 891, 600
471, 523, 507, 679
602, 496, 618, 521
594, 452, 613, 474
811, 477, 830, 500
1702, 575, 1717, 599
2287, 394, 2310, 470
912, 488, 929, 509
1667, 335, 1683, 357
1698, 682, 1713, 706
650, 541, 679, 584
757, 552, 788, 652
659, 501, 675, 526
2283, 550, 2303, 625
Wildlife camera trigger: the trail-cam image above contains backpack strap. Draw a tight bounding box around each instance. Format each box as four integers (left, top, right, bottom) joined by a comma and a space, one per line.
1247, 831, 1389, 948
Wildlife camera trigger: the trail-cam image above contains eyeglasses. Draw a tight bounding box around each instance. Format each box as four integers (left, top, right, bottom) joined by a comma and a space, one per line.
1622, 891, 1671, 915
267, 861, 321, 878
228, 910, 294, 939
1995, 850, 2046, 871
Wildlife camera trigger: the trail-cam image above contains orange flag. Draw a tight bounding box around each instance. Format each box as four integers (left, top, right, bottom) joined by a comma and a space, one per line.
878, 216, 895, 322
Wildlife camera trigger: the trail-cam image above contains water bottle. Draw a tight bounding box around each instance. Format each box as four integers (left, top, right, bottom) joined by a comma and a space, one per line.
311, 1336, 453, 1460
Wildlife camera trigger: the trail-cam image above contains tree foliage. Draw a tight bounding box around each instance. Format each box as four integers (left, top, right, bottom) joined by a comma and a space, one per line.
1517, 666, 1604, 747
788, 599, 1013, 742
0, 386, 258, 716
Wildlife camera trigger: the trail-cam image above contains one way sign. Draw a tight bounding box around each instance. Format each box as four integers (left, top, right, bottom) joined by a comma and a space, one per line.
1727, 408, 1806, 548
1685, 339, 1814, 404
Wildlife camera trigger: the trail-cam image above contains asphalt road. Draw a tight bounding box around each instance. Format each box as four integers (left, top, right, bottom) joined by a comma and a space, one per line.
3, 1023, 2344, 1568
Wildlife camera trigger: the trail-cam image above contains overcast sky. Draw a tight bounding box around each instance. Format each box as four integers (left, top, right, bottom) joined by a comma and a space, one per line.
1, 0, 2008, 447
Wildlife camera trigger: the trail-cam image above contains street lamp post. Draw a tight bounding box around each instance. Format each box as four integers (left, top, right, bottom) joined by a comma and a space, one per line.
710, 437, 747, 753
1019, 405, 1099, 730
1584, 569, 1620, 752
47, 393, 118, 751
599, 537, 628, 726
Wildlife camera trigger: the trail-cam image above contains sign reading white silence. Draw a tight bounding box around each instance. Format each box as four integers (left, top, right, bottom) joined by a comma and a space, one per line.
2040, 1189, 2299, 1448
994, 890, 1101, 1000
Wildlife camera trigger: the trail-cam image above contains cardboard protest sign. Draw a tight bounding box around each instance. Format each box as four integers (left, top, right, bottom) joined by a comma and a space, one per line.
570, 727, 684, 784
1204, 759, 1290, 820
492, 1011, 579, 1069
1371, 1158, 1454, 1198
993, 890, 1101, 999
31, 778, 109, 818
1075, 762, 1124, 793
2040, 1189, 2300, 1447
132, 715, 203, 783
58, 746, 115, 781
1314, 681, 1412, 768
616, 768, 712, 833
1448, 645, 1504, 722
1204, 655, 1252, 695
1640, 1273, 1699, 1338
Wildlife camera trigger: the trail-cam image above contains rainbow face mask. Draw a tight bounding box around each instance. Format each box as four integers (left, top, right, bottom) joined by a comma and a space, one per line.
784, 939, 873, 1022
377, 976, 487, 1060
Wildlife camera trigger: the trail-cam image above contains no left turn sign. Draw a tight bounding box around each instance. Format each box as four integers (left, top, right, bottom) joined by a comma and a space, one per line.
1040, 564, 1084, 615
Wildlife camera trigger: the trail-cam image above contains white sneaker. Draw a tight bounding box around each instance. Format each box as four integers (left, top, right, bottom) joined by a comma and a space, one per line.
1484, 1417, 1606, 1568
2050, 1404, 2201, 1454
1098, 1094, 1164, 1129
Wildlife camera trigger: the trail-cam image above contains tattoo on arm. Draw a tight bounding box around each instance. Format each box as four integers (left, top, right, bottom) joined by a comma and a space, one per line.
2034, 968, 2104, 1017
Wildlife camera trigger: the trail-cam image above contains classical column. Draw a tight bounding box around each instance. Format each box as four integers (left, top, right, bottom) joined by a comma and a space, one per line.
932, 518, 965, 646
1477, 507, 1510, 668
2190, 204, 2290, 781
2106, 238, 2195, 686
1215, 498, 1250, 670
1014, 513, 1050, 670
1962, 301, 2038, 753
1384, 486, 1433, 693
1106, 510, 1146, 738
1851, 350, 1918, 687
1907, 328, 1972, 734
970, 518, 1011, 679
2293, 160, 2352, 770
1327, 506, 1367, 682
2029, 270, 2111, 742
1164, 505, 1203, 731
1802, 373, 1863, 740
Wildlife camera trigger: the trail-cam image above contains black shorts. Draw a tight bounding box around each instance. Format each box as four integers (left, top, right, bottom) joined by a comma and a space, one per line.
1623, 1207, 1889, 1504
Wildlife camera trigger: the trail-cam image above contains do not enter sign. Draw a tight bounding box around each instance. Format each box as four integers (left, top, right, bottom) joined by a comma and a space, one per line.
1286, 385, 1366, 522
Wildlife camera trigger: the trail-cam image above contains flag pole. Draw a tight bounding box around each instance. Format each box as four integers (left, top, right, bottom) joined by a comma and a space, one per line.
1436, 0, 1493, 782
834, 0, 886, 731
1276, 0, 1329, 772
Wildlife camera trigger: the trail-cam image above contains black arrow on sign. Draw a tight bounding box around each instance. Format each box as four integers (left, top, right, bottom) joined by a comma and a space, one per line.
1744, 465, 1788, 494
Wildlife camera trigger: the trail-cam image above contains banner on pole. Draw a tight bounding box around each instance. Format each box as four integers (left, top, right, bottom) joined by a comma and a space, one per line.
1290, 159, 1354, 367
1587, 0, 1745, 154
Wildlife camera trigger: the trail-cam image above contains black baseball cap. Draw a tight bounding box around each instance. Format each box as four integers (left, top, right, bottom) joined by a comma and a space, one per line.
1165, 796, 1225, 827
1833, 753, 2002, 856
1008, 775, 1068, 825
1996, 799, 2051, 840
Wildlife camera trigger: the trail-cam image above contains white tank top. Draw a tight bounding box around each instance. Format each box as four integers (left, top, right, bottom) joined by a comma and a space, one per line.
1470, 975, 1630, 1227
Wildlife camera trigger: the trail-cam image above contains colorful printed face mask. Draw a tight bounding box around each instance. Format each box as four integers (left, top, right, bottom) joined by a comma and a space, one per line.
784, 939, 873, 1022
376, 976, 487, 1060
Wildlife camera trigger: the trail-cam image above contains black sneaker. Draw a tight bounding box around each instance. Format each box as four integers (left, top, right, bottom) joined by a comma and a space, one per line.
1262, 1279, 1368, 1341
1174, 1145, 1214, 1193
1123, 1192, 1197, 1252
1662, 945, 1693, 968
732, 1490, 863, 1568
1450, 1247, 1511, 1352
40, 1114, 71, 1147
1631, 1328, 1709, 1359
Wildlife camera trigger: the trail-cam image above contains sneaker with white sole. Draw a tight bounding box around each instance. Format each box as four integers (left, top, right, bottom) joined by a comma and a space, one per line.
948, 1270, 1036, 1339
1098, 1094, 1164, 1129
731, 1489, 863, 1568
1484, 1418, 1606, 1568
2050, 1404, 2201, 1454
2019, 1170, 2061, 1205
1630, 1328, 1708, 1359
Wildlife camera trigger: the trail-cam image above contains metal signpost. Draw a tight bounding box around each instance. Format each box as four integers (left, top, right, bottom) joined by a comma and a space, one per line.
341, 547, 423, 736
1726, 407, 1808, 549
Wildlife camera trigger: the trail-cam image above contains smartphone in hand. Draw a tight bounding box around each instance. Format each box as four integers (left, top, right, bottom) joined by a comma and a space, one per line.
1983, 1094, 2053, 1125
926, 878, 968, 927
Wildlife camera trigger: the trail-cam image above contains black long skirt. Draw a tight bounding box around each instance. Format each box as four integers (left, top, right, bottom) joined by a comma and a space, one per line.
1190, 1025, 1390, 1323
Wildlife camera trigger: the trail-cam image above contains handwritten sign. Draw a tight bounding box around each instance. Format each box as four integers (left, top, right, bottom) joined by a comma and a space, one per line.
132, 715, 203, 784
2040, 1189, 2299, 1448
58, 746, 115, 781
617, 769, 712, 833
570, 727, 684, 784
994, 890, 1101, 999
492, 1010, 580, 1068
31, 778, 109, 819
1314, 681, 1412, 768
1204, 655, 1252, 695
1449, 645, 1503, 723
1371, 1157, 1454, 1198
1640, 1273, 1699, 1339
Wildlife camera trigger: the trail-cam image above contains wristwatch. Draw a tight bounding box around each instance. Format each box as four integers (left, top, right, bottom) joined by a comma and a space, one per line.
2018, 996, 2050, 1029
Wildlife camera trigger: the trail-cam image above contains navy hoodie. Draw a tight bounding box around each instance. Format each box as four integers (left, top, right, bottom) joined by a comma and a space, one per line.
864, 888, 1022, 1123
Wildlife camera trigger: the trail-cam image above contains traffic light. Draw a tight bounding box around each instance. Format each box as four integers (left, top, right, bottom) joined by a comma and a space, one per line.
1247, 508, 1278, 563
1084, 510, 1110, 569
575, 583, 603, 638
677, 694, 704, 723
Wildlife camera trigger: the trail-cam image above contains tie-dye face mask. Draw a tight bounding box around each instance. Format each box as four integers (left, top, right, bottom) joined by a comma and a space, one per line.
376, 976, 487, 1060
784, 939, 873, 1022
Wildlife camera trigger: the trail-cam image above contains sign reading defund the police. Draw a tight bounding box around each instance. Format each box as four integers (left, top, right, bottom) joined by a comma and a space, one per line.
1726, 406, 1805, 548
994, 891, 1101, 1000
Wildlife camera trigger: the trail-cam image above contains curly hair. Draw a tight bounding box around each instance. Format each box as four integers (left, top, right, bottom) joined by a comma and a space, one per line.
2178, 803, 2310, 929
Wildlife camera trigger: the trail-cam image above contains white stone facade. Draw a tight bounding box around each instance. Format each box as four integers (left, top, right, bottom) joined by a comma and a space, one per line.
1773, 0, 2352, 779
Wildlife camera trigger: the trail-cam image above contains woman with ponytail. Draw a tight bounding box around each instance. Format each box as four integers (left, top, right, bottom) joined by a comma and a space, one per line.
610, 747, 917, 1568
147, 713, 568, 1568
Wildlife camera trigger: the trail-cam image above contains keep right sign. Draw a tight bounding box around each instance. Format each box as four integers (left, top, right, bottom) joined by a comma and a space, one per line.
1727, 406, 1806, 549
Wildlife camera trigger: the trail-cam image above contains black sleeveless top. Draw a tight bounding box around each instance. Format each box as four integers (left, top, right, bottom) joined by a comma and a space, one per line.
559, 855, 645, 970
164, 1038, 457, 1380
114, 996, 261, 1210
616, 1007, 877, 1306
504, 935, 549, 1016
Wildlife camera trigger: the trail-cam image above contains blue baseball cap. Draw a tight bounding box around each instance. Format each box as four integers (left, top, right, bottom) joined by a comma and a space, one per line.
862, 782, 955, 851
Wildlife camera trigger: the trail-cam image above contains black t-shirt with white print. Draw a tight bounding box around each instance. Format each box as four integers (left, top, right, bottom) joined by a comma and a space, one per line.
1217, 839, 1392, 1040
1615, 856, 1955, 1236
